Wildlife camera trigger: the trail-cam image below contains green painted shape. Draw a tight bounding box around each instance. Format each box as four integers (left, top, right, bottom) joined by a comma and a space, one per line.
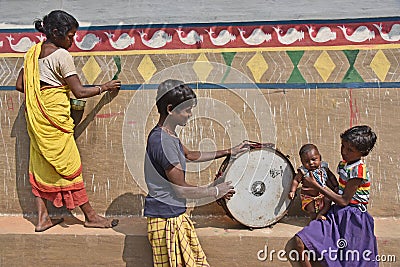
112, 55, 122, 80
286, 51, 306, 83
287, 68, 306, 83
342, 50, 364, 83
221, 52, 236, 83
222, 52, 236, 66
287, 51, 304, 66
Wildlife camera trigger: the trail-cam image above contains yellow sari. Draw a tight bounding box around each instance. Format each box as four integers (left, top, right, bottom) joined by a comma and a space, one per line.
24, 43, 87, 209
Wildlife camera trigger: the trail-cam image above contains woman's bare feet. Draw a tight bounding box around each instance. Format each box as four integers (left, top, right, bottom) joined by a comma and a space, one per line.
35, 218, 64, 232
84, 214, 119, 228
80, 201, 118, 228
34, 197, 64, 232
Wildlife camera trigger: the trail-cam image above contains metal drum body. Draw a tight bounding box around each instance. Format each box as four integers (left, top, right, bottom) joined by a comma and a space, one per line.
218, 147, 294, 228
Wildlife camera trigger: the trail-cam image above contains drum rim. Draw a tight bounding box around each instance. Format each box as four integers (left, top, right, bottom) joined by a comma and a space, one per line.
217, 146, 295, 228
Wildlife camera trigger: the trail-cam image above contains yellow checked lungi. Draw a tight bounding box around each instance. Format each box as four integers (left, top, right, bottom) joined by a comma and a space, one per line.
24, 43, 88, 209
147, 213, 210, 267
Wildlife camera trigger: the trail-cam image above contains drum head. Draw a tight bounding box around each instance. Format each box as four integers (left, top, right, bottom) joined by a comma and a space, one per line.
222, 147, 294, 228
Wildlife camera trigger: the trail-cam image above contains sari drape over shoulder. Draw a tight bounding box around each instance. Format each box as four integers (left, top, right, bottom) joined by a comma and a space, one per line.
24, 43, 88, 209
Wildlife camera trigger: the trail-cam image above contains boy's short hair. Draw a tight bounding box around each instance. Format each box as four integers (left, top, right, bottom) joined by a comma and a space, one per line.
156, 79, 197, 115
299, 143, 319, 158
340, 125, 377, 156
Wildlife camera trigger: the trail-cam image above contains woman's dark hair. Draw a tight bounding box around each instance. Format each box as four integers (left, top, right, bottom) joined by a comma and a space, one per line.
299, 143, 319, 158
34, 10, 79, 38
340, 125, 377, 156
156, 79, 197, 115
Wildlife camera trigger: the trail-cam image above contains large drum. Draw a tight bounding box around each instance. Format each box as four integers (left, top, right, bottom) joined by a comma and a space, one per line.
216, 143, 295, 228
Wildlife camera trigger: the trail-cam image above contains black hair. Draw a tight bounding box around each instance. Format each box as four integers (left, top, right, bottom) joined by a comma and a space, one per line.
299, 143, 319, 158
156, 79, 197, 116
34, 10, 79, 38
340, 125, 377, 156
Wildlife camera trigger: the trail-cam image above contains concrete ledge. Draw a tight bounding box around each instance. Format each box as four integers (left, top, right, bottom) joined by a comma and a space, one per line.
0, 216, 398, 266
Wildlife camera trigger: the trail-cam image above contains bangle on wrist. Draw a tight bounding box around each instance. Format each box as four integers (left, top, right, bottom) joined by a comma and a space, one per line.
95, 85, 102, 95
214, 186, 219, 198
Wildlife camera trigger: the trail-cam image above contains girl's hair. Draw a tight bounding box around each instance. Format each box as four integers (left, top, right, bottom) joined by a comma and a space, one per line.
340, 125, 377, 156
156, 79, 197, 115
299, 143, 319, 158
34, 10, 79, 38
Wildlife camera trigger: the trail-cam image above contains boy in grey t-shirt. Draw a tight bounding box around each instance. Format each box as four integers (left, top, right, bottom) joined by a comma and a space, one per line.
144, 79, 247, 266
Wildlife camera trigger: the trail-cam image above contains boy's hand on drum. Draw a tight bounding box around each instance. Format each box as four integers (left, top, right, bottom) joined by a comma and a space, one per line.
230, 141, 250, 157
288, 191, 295, 199
262, 142, 275, 149
216, 181, 235, 200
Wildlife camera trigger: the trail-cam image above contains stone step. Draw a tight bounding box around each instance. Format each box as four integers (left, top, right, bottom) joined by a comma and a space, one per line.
0, 216, 398, 267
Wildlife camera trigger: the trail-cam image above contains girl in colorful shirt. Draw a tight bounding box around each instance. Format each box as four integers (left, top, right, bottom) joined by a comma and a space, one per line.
285, 125, 378, 267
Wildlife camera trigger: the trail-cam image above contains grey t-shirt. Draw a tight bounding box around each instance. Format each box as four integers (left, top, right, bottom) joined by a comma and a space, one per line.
144, 126, 187, 218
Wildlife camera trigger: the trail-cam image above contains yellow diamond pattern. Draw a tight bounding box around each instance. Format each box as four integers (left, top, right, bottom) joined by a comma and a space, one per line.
370, 50, 391, 81
246, 52, 268, 83
193, 53, 213, 82
82, 56, 101, 84
138, 55, 157, 82
314, 51, 336, 82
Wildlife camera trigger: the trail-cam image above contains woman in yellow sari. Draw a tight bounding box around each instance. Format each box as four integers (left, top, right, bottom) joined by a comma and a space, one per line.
16, 10, 121, 232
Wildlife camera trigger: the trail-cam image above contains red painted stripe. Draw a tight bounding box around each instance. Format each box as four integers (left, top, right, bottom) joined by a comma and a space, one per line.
2, 20, 400, 53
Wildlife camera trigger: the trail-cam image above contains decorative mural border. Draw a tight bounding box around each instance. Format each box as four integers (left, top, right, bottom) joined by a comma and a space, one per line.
1, 17, 400, 89
1, 17, 400, 54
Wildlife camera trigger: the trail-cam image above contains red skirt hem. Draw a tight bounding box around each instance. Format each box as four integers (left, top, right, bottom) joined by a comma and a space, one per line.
31, 186, 89, 210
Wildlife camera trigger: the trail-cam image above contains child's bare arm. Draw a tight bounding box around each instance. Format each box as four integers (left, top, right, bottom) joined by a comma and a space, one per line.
326, 168, 339, 193
289, 172, 302, 199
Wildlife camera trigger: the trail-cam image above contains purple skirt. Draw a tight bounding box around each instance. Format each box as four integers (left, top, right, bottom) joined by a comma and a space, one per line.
296, 205, 378, 267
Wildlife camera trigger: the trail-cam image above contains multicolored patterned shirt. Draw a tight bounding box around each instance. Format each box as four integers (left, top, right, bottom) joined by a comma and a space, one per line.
298, 161, 329, 187
337, 160, 370, 211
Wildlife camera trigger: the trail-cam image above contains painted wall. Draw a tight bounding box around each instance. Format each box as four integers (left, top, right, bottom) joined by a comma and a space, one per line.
0, 1, 399, 219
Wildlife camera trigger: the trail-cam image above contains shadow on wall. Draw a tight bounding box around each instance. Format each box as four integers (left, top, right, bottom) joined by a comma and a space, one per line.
11, 103, 35, 219
11, 103, 73, 224
105, 192, 145, 217
106, 193, 153, 266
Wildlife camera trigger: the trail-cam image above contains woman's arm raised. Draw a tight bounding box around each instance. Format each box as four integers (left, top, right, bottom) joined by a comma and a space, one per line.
65, 74, 121, 99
